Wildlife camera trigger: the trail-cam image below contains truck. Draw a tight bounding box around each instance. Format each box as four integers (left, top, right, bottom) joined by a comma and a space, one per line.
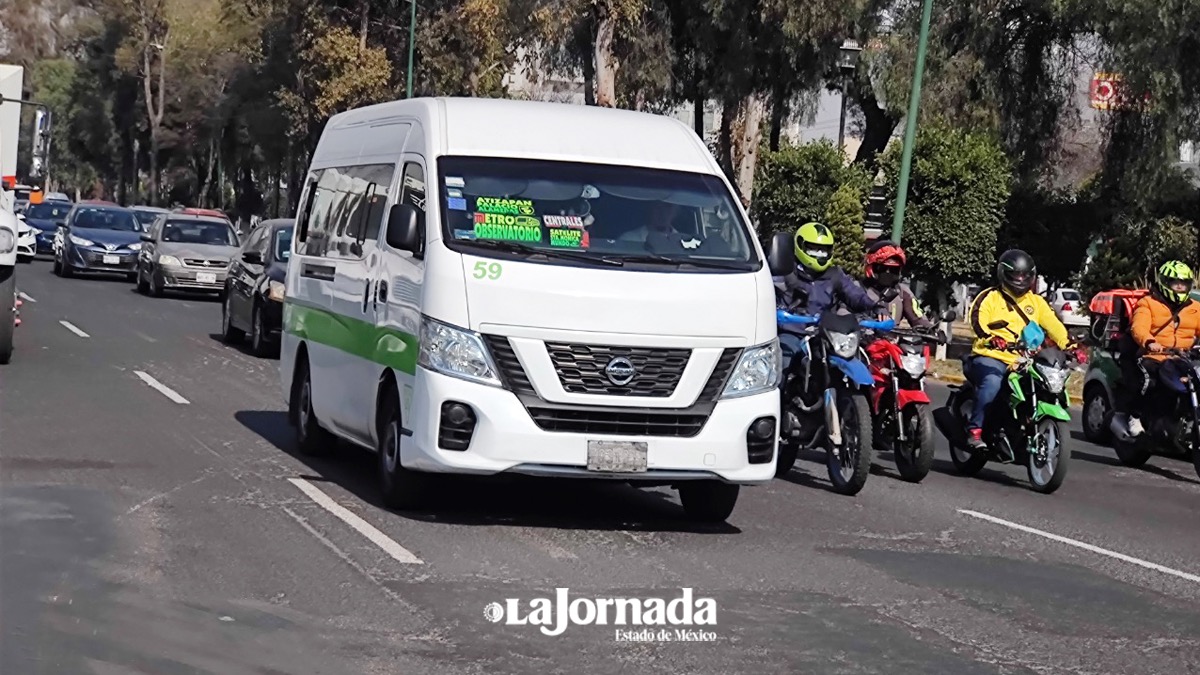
1, 64, 24, 363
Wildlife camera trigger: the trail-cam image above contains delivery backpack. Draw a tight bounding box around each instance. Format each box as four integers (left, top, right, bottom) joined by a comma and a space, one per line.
1089, 289, 1163, 362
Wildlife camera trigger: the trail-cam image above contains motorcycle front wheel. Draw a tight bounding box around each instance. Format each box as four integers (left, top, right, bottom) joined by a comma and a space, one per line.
827, 392, 873, 495
1027, 418, 1069, 494
894, 404, 935, 483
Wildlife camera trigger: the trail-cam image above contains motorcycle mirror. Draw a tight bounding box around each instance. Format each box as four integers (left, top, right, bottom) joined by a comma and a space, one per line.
941, 309, 958, 323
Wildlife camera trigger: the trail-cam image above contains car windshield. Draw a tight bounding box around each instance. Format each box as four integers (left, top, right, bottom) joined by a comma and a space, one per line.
162, 220, 238, 246
25, 202, 71, 220
132, 210, 162, 231
274, 227, 293, 262
73, 207, 139, 231
438, 156, 759, 271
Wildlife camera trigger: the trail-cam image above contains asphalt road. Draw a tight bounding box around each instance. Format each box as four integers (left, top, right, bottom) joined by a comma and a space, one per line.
3, 259, 1200, 675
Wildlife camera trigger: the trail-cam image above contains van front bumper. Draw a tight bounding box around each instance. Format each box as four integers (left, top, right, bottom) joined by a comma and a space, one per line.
404, 367, 778, 485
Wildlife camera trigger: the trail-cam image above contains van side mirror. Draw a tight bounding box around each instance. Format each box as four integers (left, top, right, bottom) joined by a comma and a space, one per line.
140, 233, 153, 242
765, 232, 795, 277
242, 250, 263, 265
385, 203, 422, 256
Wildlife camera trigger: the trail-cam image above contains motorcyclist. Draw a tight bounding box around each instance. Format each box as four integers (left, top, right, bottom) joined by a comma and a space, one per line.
775, 221, 883, 372
1117, 260, 1200, 437
964, 249, 1072, 450
862, 239, 934, 330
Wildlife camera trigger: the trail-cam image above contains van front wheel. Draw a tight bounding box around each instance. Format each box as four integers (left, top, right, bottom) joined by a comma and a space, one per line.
377, 392, 429, 511
677, 481, 739, 523
293, 359, 334, 456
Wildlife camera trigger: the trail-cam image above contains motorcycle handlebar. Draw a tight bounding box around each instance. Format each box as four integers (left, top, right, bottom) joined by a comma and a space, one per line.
776, 310, 819, 326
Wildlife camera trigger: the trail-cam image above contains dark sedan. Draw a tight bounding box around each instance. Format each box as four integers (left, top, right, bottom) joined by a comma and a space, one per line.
54, 205, 142, 279
19, 200, 72, 255
220, 218, 293, 356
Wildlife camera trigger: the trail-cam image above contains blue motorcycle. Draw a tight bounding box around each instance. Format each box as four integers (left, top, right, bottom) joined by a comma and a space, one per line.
777, 309, 896, 495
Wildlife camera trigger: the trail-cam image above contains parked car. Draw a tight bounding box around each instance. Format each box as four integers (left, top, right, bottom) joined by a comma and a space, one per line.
53, 204, 142, 279
136, 213, 240, 296
1049, 287, 1088, 326
220, 218, 294, 356
130, 205, 169, 232
18, 200, 72, 254
43, 191, 71, 203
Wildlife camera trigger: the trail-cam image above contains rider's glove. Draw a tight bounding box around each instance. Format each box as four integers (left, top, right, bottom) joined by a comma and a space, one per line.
989, 336, 1008, 350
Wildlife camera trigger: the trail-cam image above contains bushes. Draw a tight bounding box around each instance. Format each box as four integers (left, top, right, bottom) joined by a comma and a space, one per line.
752, 139, 869, 242
824, 183, 866, 276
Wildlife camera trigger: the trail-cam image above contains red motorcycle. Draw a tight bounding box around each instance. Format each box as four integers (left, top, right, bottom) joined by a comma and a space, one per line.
865, 318, 952, 483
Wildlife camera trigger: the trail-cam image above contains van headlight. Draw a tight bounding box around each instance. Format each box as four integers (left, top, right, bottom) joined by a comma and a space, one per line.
418, 316, 501, 386
1039, 364, 1068, 394
0, 227, 13, 253
827, 331, 859, 359
722, 339, 781, 398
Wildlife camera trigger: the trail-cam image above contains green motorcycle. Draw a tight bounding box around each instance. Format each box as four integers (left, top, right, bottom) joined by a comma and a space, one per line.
934, 321, 1079, 494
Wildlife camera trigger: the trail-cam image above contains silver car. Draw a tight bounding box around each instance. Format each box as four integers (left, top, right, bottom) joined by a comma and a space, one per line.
135, 214, 241, 296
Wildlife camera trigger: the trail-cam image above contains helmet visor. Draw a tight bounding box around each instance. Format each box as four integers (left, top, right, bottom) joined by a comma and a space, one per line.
804, 244, 832, 262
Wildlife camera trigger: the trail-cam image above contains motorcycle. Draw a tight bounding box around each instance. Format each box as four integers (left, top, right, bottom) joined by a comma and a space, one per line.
776, 308, 895, 495
866, 313, 954, 483
1110, 347, 1200, 479
933, 320, 1077, 494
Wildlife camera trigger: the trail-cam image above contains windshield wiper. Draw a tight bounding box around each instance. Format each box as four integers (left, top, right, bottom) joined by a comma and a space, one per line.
459, 239, 624, 266
607, 252, 748, 270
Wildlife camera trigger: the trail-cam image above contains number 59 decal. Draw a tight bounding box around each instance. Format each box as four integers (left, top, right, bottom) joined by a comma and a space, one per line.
473, 261, 502, 280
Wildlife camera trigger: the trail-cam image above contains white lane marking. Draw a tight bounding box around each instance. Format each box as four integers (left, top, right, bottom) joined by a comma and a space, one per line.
287, 478, 423, 564
59, 320, 89, 338
17, 292, 35, 303
960, 509, 1200, 585
133, 371, 191, 404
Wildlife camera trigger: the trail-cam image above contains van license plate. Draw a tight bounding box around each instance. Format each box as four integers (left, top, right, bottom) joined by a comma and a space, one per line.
102, 255, 120, 265
587, 441, 647, 473
196, 272, 217, 284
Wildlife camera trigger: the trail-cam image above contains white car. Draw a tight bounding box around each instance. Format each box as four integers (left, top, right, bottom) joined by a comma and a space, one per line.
1049, 287, 1088, 327
15, 215, 35, 262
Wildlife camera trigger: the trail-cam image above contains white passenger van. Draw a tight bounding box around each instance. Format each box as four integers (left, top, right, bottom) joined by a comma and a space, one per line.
280, 97, 779, 522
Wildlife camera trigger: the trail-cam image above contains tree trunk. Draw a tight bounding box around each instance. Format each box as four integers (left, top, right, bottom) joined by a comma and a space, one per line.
717, 98, 736, 181
693, 95, 704, 136
200, 138, 216, 208
593, 6, 618, 107
581, 52, 596, 106
852, 81, 900, 170
769, 91, 786, 152
359, 0, 369, 52
731, 93, 768, 210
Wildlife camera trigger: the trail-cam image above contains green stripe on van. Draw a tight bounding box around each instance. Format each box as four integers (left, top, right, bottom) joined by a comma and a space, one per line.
283, 302, 419, 375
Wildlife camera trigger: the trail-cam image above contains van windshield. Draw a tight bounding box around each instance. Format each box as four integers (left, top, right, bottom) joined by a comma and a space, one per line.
437, 156, 760, 271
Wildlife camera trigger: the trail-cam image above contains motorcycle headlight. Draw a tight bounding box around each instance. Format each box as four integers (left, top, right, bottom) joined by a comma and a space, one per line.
1039, 364, 1068, 394
722, 339, 781, 399
268, 280, 286, 301
900, 352, 926, 378
0, 228, 14, 253
158, 254, 182, 267
69, 234, 94, 247
828, 331, 859, 359
418, 316, 501, 387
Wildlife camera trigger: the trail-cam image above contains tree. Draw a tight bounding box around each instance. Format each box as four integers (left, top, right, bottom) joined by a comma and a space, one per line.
751, 138, 869, 241
824, 182, 866, 277
881, 125, 1010, 297
113, 0, 174, 204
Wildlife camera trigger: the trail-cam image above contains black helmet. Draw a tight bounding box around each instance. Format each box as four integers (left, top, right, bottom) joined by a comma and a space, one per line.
996, 249, 1036, 296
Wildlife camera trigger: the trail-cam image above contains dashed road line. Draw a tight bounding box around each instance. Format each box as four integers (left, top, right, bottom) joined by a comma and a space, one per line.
287, 477, 423, 564
17, 292, 35, 303
59, 320, 89, 338
133, 371, 191, 404
959, 509, 1200, 585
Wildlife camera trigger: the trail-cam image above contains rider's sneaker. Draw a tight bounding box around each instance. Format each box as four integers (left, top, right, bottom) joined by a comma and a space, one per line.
1127, 416, 1145, 437
966, 428, 986, 450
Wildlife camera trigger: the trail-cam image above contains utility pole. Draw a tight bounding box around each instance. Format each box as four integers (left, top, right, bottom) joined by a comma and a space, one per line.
890, 0, 934, 244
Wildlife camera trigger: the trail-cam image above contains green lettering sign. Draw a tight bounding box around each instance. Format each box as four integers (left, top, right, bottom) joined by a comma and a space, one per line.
475, 197, 535, 216
549, 228, 583, 248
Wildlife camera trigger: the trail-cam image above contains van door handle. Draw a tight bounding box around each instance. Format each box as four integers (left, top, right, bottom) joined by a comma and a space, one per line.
362, 280, 372, 312
377, 280, 388, 305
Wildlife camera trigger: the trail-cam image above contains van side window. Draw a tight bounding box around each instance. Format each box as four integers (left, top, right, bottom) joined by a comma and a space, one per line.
300, 170, 338, 257
318, 164, 396, 259
399, 161, 426, 239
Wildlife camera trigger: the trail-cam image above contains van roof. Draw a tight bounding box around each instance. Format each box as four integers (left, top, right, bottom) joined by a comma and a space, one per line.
320, 97, 719, 174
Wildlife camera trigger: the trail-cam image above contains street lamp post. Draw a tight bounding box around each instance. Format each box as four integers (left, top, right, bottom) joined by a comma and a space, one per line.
890, 0, 934, 244
406, 0, 417, 99
836, 39, 862, 159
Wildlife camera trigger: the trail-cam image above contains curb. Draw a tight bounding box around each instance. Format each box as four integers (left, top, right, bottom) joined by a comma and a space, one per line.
929, 374, 1083, 406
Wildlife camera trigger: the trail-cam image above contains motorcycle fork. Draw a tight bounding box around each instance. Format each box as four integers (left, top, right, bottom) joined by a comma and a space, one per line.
825, 387, 842, 448
891, 372, 907, 443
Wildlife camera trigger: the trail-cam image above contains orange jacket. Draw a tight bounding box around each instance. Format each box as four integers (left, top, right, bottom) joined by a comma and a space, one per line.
1130, 294, 1200, 360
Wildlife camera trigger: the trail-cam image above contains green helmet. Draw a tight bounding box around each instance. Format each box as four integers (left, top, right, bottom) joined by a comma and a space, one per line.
794, 221, 835, 273
1156, 260, 1195, 305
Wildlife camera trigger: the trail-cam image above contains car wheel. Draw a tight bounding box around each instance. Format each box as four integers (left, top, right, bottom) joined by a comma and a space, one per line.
1082, 384, 1112, 444
293, 358, 335, 456
52, 256, 62, 276
149, 269, 164, 297
220, 292, 245, 343
0, 268, 16, 365
136, 269, 150, 294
